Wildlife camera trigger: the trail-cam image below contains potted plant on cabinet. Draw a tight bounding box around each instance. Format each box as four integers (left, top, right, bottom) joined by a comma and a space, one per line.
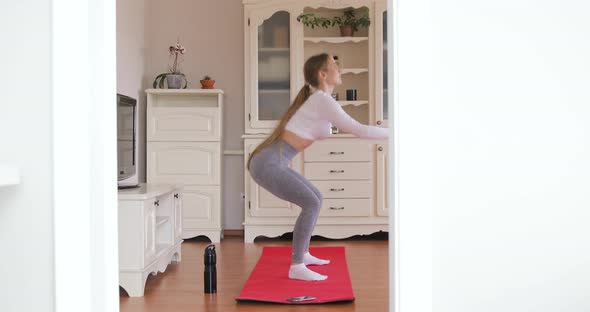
200, 75, 215, 89
296, 9, 370, 37
152, 39, 188, 89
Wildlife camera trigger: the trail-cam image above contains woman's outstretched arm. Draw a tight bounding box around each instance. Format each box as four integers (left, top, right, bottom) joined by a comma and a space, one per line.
316, 93, 389, 139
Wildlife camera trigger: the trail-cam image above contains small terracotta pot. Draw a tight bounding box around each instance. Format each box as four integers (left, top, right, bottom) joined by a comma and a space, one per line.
339, 25, 354, 37
200, 79, 216, 89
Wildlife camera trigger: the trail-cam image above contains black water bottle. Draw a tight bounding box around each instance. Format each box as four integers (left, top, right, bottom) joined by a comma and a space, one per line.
204, 244, 217, 293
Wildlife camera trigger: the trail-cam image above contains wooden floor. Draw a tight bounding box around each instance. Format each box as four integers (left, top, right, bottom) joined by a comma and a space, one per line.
120, 234, 389, 312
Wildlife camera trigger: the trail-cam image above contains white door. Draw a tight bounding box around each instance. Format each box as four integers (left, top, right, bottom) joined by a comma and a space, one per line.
181, 185, 221, 231
376, 142, 389, 216
375, 1, 389, 127
246, 7, 297, 132
143, 201, 156, 266
245, 139, 303, 217
173, 190, 183, 243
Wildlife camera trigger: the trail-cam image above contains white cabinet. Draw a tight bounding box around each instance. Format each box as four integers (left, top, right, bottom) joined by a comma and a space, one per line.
244, 139, 303, 220
243, 0, 390, 242
244, 138, 389, 243
244, 0, 387, 133
146, 89, 224, 243
118, 183, 183, 297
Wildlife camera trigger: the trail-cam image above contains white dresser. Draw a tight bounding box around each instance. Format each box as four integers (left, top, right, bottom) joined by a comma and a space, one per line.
146, 89, 224, 242
118, 183, 183, 297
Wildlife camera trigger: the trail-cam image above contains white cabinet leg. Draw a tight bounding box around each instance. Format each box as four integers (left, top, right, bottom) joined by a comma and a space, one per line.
119, 272, 149, 297
244, 229, 256, 243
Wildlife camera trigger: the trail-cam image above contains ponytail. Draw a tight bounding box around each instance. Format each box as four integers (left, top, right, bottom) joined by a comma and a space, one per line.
247, 52, 331, 170
247, 84, 311, 169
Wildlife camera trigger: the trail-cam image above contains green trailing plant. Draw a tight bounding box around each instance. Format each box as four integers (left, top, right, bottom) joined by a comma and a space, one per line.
296, 9, 370, 32
333, 10, 370, 31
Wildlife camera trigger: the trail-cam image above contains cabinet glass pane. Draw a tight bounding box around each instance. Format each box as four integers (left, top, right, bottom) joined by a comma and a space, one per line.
258, 11, 290, 121
383, 11, 389, 120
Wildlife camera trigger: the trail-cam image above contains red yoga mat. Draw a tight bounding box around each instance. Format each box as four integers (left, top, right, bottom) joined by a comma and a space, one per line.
236, 246, 354, 304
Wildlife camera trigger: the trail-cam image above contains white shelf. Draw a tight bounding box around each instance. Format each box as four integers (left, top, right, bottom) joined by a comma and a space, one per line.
341, 68, 369, 74
0, 164, 20, 187
118, 183, 177, 201
304, 37, 369, 44
339, 100, 369, 106
145, 89, 224, 95
156, 216, 169, 228
259, 47, 289, 53
156, 244, 172, 257
259, 89, 289, 94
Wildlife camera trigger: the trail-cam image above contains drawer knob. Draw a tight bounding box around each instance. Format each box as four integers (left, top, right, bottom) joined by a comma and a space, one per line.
154, 200, 160, 206
329, 151, 345, 155
330, 206, 345, 210
378, 146, 383, 151
329, 170, 345, 173
330, 188, 345, 192
377, 120, 382, 125
174, 193, 179, 198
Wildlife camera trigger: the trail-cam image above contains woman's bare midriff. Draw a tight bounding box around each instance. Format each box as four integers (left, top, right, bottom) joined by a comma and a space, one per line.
282, 130, 313, 152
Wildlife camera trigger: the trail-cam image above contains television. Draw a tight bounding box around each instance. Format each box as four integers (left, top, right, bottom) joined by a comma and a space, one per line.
117, 93, 139, 189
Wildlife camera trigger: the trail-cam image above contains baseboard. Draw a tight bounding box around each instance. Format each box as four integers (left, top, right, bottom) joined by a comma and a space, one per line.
224, 229, 244, 237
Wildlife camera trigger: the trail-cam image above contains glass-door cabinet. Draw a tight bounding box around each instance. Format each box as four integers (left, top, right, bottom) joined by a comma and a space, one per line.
245, 6, 299, 133
375, 1, 389, 127
244, 0, 388, 133
243, 0, 390, 243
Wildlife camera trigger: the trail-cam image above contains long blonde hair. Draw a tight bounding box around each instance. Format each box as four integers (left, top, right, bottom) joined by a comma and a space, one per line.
247, 53, 330, 169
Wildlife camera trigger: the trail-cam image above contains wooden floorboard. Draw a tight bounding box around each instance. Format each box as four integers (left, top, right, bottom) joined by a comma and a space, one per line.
120, 235, 389, 312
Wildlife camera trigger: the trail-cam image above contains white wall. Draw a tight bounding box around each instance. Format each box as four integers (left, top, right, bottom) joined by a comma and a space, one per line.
117, 0, 146, 182
396, 0, 590, 311
0, 1, 55, 311
116, 0, 245, 229
144, 0, 245, 229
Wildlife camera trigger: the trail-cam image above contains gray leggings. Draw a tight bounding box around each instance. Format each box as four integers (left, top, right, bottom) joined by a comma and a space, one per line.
249, 139, 322, 263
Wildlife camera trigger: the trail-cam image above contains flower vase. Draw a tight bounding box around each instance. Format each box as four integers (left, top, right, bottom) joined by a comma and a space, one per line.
200, 79, 216, 89
166, 73, 185, 89
339, 25, 354, 37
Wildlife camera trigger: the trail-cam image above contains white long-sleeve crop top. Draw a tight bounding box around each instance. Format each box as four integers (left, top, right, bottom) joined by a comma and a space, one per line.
284, 89, 389, 140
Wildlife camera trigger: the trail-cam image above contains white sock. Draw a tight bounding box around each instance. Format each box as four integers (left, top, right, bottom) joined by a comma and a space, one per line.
303, 252, 330, 266
288, 263, 328, 281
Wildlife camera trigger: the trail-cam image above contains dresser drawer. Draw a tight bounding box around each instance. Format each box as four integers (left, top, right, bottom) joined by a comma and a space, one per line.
182, 185, 221, 230
311, 180, 371, 198
304, 141, 373, 162
147, 142, 220, 185
304, 162, 371, 180
320, 198, 371, 217
147, 94, 220, 141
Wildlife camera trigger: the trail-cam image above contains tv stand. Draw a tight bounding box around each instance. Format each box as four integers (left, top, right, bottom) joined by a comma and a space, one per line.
117, 184, 139, 190
118, 183, 183, 297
